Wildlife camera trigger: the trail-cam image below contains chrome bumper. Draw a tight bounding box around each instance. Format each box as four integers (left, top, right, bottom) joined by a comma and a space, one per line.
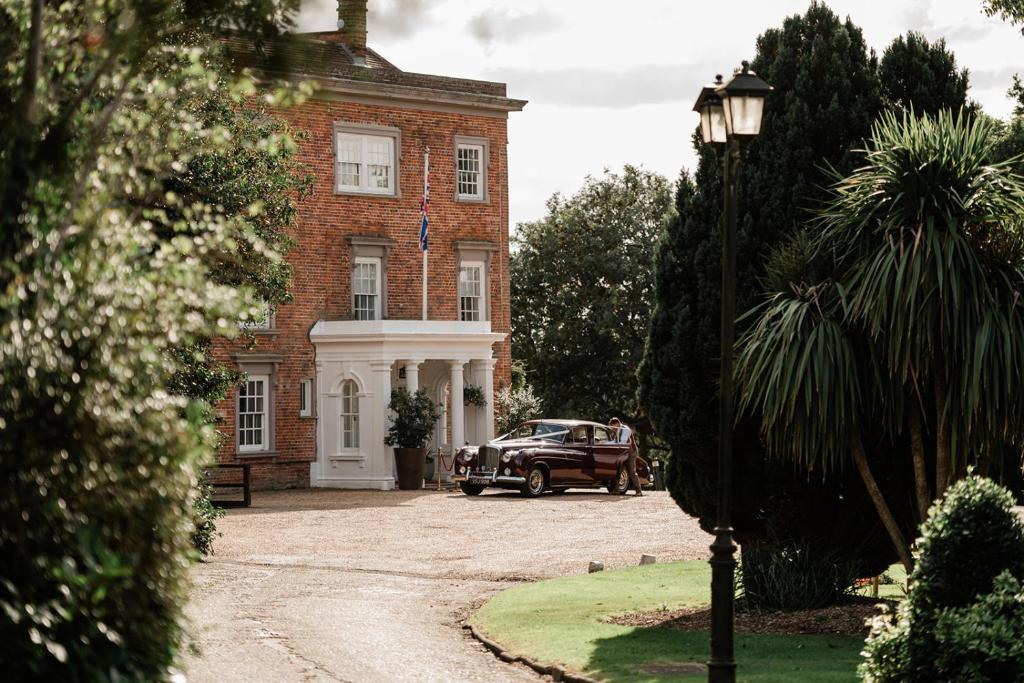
463, 471, 526, 486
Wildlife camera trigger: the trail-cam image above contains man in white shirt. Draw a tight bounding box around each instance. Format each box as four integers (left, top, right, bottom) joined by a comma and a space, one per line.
609, 417, 642, 496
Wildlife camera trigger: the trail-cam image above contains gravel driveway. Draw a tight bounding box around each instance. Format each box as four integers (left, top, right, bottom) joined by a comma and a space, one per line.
184, 488, 709, 682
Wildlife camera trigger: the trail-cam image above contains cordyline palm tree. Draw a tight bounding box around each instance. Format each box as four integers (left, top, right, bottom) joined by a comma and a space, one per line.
735, 110, 1024, 570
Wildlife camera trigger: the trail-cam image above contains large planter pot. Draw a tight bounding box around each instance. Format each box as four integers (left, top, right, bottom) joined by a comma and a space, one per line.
394, 447, 427, 490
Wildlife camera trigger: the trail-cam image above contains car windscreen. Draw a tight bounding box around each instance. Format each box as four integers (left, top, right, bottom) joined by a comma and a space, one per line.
531, 423, 568, 443
496, 422, 570, 443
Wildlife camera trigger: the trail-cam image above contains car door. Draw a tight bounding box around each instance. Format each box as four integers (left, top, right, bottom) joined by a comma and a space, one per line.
591, 425, 622, 482
552, 425, 591, 485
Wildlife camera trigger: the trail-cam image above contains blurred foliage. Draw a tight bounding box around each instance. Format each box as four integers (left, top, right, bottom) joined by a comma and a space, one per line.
860, 476, 1024, 681
191, 477, 226, 558
512, 165, 673, 432
0, 0, 305, 679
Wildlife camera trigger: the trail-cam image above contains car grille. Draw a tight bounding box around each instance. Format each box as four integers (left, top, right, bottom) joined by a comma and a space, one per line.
479, 445, 500, 471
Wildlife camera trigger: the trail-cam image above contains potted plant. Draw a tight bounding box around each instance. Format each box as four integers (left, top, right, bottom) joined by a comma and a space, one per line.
463, 383, 487, 407
384, 388, 441, 490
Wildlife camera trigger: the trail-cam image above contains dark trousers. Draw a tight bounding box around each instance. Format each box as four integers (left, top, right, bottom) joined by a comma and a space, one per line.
627, 448, 642, 494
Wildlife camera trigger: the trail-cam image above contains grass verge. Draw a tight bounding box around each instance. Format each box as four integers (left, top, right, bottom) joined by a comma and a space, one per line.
470, 561, 867, 682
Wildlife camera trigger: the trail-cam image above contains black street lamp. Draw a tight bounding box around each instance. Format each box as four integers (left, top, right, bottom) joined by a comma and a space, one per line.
692, 61, 772, 683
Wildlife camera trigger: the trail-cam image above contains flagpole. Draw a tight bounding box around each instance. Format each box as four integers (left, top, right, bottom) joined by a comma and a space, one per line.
421, 147, 429, 321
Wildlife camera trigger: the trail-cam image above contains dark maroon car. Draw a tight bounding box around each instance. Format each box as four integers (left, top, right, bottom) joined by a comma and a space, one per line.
453, 419, 650, 497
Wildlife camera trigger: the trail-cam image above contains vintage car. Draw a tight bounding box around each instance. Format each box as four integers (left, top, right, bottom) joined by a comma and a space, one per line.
453, 419, 651, 497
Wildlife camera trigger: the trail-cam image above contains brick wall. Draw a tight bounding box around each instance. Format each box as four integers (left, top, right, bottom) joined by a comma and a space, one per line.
211, 96, 513, 488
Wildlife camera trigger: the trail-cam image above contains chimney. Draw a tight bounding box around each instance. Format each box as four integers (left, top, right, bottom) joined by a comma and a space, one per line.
337, 0, 368, 53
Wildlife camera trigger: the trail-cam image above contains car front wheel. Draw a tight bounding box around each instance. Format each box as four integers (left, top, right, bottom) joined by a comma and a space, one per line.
460, 482, 485, 496
607, 467, 628, 495
520, 467, 546, 498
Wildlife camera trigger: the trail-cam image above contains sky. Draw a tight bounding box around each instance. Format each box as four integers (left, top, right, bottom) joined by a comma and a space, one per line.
295, 0, 1024, 229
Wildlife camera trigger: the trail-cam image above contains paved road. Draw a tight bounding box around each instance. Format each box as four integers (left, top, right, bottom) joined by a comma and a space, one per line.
184, 488, 708, 683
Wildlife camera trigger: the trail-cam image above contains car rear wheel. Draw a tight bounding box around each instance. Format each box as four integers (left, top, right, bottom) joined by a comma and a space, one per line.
460, 482, 484, 496
607, 467, 628, 495
520, 467, 546, 498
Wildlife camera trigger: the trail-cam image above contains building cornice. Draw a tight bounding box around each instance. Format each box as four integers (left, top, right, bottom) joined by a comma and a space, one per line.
258, 71, 527, 116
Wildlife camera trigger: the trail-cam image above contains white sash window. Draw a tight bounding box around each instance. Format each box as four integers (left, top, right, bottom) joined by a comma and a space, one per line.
456, 144, 483, 199
340, 380, 360, 449
353, 257, 381, 320
238, 376, 269, 452
459, 262, 484, 321
335, 132, 395, 195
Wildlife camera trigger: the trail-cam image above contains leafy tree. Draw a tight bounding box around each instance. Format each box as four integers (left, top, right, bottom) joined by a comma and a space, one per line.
879, 32, 971, 116
735, 111, 1024, 568
512, 165, 673, 446
638, 2, 892, 565
984, 0, 1024, 31
0, 0, 300, 678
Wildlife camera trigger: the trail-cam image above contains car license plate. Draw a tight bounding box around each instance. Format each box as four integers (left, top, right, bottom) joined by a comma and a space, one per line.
469, 475, 492, 485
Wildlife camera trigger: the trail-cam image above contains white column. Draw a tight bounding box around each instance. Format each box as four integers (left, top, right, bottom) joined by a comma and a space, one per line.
404, 359, 423, 393
369, 360, 394, 489
312, 360, 325, 484
449, 360, 466, 454
479, 358, 497, 441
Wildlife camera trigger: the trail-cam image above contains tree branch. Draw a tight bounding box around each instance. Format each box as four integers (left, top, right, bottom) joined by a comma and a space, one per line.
852, 439, 913, 572
16, 0, 43, 122
909, 400, 931, 521
934, 372, 951, 498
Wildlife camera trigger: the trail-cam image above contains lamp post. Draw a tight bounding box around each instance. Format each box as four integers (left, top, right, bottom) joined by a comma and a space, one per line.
692, 61, 772, 683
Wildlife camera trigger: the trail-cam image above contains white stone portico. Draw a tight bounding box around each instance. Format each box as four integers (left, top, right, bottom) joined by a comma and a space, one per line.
309, 319, 504, 489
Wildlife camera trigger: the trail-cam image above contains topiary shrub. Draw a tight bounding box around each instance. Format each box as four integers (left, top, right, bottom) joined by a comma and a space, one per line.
737, 539, 863, 611
931, 571, 1024, 682
861, 476, 1024, 682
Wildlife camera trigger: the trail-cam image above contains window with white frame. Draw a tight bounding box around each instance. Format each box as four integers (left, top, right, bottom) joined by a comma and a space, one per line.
238, 375, 269, 452
239, 302, 272, 330
456, 143, 484, 200
299, 379, 312, 417
340, 380, 359, 449
459, 261, 484, 321
353, 257, 381, 320
335, 132, 395, 195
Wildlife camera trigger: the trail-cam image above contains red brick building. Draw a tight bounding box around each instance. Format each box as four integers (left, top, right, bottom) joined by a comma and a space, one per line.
214, 0, 526, 489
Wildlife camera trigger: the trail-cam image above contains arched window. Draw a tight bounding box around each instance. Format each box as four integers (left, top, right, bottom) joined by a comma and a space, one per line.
341, 380, 359, 449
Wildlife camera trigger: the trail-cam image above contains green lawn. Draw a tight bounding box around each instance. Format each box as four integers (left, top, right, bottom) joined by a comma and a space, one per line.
470, 561, 871, 683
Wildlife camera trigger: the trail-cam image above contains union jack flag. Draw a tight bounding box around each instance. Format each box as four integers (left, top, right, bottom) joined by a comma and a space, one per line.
419, 148, 430, 252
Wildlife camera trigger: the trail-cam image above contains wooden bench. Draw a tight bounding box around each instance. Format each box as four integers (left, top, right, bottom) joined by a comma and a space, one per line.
206, 463, 251, 509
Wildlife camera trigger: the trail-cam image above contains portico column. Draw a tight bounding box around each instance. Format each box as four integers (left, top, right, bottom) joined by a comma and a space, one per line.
449, 360, 467, 453
404, 359, 423, 393
478, 358, 497, 441
369, 360, 394, 489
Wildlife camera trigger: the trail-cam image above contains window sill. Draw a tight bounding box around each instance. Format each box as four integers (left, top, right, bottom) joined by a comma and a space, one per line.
243, 328, 280, 336
299, 414, 316, 420
334, 188, 401, 199
329, 452, 365, 462
455, 195, 489, 204
235, 450, 280, 459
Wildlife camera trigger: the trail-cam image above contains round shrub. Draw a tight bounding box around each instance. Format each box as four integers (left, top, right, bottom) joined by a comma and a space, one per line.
861, 476, 1024, 682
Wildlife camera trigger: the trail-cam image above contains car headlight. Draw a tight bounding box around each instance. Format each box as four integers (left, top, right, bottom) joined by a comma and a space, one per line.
501, 450, 519, 462
458, 465, 465, 474
503, 467, 511, 476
